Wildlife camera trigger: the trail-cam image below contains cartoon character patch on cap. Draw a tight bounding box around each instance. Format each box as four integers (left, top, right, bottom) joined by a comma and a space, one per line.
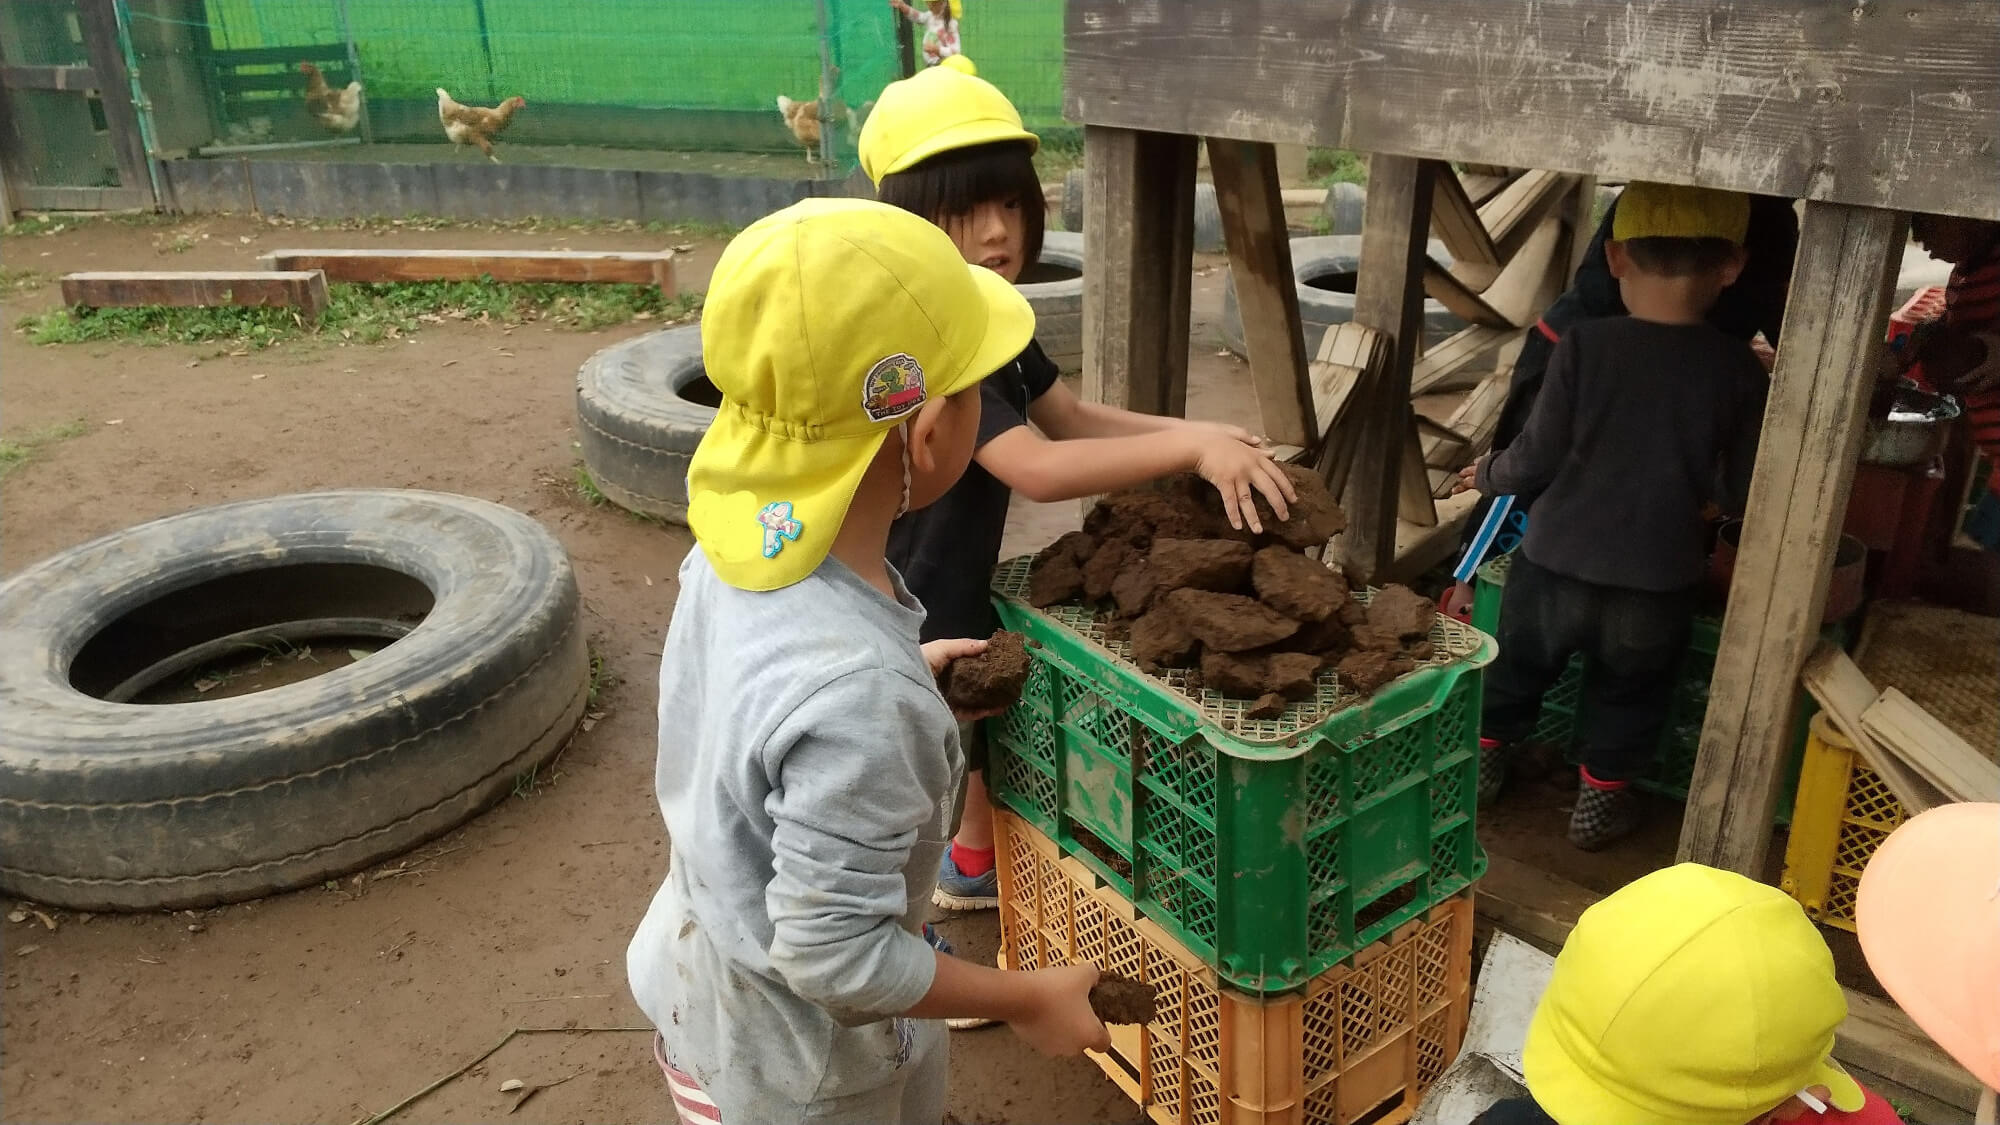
862, 353, 927, 422
757, 500, 803, 559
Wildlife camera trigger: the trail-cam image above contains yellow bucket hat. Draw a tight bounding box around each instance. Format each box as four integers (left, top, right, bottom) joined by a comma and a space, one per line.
1523, 863, 1865, 1125
859, 64, 1038, 185
687, 197, 1033, 591
938, 54, 977, 77
1611, 182, 1752, 245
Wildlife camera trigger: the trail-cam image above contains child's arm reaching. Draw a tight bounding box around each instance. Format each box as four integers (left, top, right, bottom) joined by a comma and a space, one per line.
886, 0, 919, 21
1029, 379, 1261, 445
908, 954, 1109, 1056
980, 422, 1296, 532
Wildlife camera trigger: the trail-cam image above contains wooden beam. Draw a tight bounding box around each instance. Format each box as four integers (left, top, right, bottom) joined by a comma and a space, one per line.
1061, 0, 2000, 219
1421, 215, 1566, 330
1477, 171, 1578, 262
260, 248, 677, 295
1207, 138, 1315, 448
0, 64, 98, 91
1412, 324, 1521, 396
1389, 489, 1481, 580
1335, 156, 1437, 583
1460, 169, 1519, 209
1430, 170, 1500, 290
1678, 203, 1907, 877
1399, 413, 1438, 527
1082, 125, 1198, 418
60, 270, 331, 322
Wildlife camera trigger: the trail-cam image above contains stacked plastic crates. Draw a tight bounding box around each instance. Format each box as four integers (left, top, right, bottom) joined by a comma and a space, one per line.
985, 557, 1488, 1124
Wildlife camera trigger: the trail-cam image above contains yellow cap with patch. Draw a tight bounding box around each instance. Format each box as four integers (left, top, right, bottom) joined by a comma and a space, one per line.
1611, 182, 1751, 245
687, 197, 1033, 591
859, 64, 1038, 185
1523, 863, 1865, 1125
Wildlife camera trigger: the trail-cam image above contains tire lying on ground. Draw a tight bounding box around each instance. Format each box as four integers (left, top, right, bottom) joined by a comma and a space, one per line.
1022, 231, 1084, 374
1221, 235, 1465, 360
0, 490, 589, 911
575, 324, 715, 525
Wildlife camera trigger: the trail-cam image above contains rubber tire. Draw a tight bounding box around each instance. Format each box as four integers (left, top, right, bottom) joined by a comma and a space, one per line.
576, 324, 714, 525
0, 490, 589, 911
1057, 173, 1225, 253
1220, 235, 1466, 359
1023, 231, 1084, 374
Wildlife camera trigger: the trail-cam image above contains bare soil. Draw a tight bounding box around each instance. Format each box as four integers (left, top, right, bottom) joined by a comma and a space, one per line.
939, 631, 1031, 715
0, 214, 1729, 1125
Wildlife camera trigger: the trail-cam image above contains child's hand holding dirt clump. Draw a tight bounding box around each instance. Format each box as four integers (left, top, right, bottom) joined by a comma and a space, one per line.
932, 630, 1032, 717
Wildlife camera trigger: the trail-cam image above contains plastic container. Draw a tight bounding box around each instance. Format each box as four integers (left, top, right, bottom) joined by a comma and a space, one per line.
986, 557, 1493, 992
1780, 713, 1907, 932
997, 809, 1471, 1125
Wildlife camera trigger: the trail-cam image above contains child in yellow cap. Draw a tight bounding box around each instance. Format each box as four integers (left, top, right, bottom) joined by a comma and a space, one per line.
1454, 182, 1769, 850
889, 0, 961, 68
857, 65, 1297, 927
625, 198, 1108, 1125
1475, 863, 1905, 1125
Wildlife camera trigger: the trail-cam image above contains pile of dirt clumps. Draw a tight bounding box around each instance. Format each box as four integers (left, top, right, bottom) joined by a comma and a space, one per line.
1023, 472, 1439, 705
1088, 973, 1160, 1025
938, 631, 1033, 713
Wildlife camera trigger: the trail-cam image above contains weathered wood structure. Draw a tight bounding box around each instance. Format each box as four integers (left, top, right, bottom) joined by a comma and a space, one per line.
259, 248, 678, 296
60, 269, 331, 321
1066, 0, 1999, 884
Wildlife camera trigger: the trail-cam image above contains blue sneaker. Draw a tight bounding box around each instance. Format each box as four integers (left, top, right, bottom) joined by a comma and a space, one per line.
931, 846, 1000, 911
921, 923, 954, 955
923, 922, 998, 1029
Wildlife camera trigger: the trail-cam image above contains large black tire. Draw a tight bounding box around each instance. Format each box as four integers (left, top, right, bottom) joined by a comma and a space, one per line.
575, 325, 714, 524
0, 490, 589, 911
1058, 173, 1225, 253
1022, 231, 1083, 374
1221, 235, 1465, 359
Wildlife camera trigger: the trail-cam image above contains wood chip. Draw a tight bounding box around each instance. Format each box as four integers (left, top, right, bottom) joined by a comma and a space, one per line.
6, 910, 24, 924
499, 1079, 525, 1093
14, 944, 38, 957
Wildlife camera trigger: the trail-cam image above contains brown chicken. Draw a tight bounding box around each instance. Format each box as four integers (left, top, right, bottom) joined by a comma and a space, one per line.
776, 95, 822, 164
436, 87, 526, 162
299, 62, 362, 134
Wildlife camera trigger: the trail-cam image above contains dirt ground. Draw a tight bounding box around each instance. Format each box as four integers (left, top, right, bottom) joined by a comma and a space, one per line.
0, 211, 1805, 1123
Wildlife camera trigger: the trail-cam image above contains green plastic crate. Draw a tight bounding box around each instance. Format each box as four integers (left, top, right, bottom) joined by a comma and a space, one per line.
985, 557, 1495, 992
1472, 554, 1829, 818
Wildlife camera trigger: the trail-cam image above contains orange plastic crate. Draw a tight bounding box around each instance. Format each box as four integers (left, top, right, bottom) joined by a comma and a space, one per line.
996, 809, 1472, 1125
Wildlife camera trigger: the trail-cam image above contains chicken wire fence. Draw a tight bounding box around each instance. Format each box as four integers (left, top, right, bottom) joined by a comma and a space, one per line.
15, 0, 1067, 189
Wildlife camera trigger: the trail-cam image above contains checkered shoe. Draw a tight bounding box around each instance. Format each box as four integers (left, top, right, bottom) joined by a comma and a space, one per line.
1477, 739, 1510, 807
1567, 780, 1639, 851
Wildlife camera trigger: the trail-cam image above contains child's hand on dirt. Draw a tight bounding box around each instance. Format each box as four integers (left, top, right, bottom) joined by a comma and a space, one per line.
1008, 964, 1111, 1057
1190, 433, 1295, 534
921, 637, 988, 679
1452, 461, 1481, 496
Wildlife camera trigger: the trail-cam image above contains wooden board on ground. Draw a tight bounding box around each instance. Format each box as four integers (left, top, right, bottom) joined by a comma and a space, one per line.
1860, 688, 2000, 802
259, 248, 677, 295
1799, 643, 1944, 815
59, 270, 331, 322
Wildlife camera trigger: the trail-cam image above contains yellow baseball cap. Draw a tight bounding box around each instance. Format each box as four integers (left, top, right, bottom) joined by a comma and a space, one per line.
687, 197, 1033, 592
859, 64, 1038, 185
938, 54, 977, 76
1523, 864, 1864, 1125
1611, 182, 1752, 245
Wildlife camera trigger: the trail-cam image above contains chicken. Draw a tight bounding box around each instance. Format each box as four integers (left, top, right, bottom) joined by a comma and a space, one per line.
436, 88, 527, 162
776, 95, 822, 164
299, 62, 362, 134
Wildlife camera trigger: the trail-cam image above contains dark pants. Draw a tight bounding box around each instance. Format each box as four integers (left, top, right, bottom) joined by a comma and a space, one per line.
1482, 557, 1697, 783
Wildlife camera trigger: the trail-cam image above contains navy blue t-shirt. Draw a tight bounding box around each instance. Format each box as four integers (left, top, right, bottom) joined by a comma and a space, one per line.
888, 340, 1061, 642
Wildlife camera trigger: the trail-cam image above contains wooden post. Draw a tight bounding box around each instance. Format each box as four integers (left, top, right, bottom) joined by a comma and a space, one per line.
1206, 138, 1314, 448
1336, 155, 1438, 582
1677, 203, 1907, 876
76, 0, 155, 207
1081, 125, 1197, 418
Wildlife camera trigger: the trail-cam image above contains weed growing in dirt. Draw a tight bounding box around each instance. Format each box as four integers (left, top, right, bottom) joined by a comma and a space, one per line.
1308, 148, 1368, 186
0, 418, 88, 480
586, 647, 620, 708
18, 282, 703, 351
1034, 128, 1085, 180
569, 460, 668, 526
1, 211, 176, 237
0, 267, 46, 294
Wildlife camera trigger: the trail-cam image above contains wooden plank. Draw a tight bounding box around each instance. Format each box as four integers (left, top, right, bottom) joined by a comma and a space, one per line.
60, 270, 331, 321
1477, 853, 1986, 1113
1860, 689, 2000, 801
1206, 138, 1315, 448
1460, 169, 1519, 209
76, 0, 154, 208
1411, 324, 1520, 396
1061, 0, 2000, 219
1335, 156, 1437, 583
1389, 489, 1481, 580
1477, 171, 1577, 262
1800, 644, 1945, 814
1308, 321, 1386, 448
1398, 412, 1438, 527
1082, 126, 1197, 418
260, 248, 677, 295
1678, 204, 1907, 877
1421, 215, 1565, 330
1430, 170, 1500, 290
0, 64, 98, 91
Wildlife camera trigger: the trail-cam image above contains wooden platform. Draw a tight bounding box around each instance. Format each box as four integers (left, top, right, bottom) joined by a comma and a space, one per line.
257, 248, 677, 295
59, 270, 331, 322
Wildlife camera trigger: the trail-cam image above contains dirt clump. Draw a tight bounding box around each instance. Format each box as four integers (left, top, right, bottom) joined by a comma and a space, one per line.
1035, 530, 1096, 569
1082, 539, 1138, 603
1027, 551, 1085, 608
1201, 650, 1269, 697
1294, 614, 1351, 657
1258, 463, 1350, 550
1110, 562, 1160, 618
1084, 489, 1208, 549
1367, 584, 1436, 641
1246, 693, 1289, 721
1351, 624, 1407, 653
1165, 589, 1300, 653
1089, 973, 1160, 1025
939, 631, 1033, 713
1337, 649, 1414, 695
1266, 652, 1324, 700
1148, 538, 1254, 593
1251, 547, 1348, 623
1130, 608, 1199, 672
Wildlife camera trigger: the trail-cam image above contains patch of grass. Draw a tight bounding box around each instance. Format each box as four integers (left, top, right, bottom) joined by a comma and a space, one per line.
1, 210, 175, 237
1308, 148, 1368, 187
573, 463, 610, 507
586, 646, 620, 708
0, 267, 47, 294
0, 418, 89, 480
19, 281, 703, 351
1034, 127, 1085, 182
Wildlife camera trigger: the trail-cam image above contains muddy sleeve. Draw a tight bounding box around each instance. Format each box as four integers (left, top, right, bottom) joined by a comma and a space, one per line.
763, 668, 952, 1024
1479, 332, 1579, 497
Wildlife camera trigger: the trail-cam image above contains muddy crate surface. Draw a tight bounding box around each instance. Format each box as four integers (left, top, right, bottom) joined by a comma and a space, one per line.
986, 558, 1492, 992
997, 810, 1471, 1125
